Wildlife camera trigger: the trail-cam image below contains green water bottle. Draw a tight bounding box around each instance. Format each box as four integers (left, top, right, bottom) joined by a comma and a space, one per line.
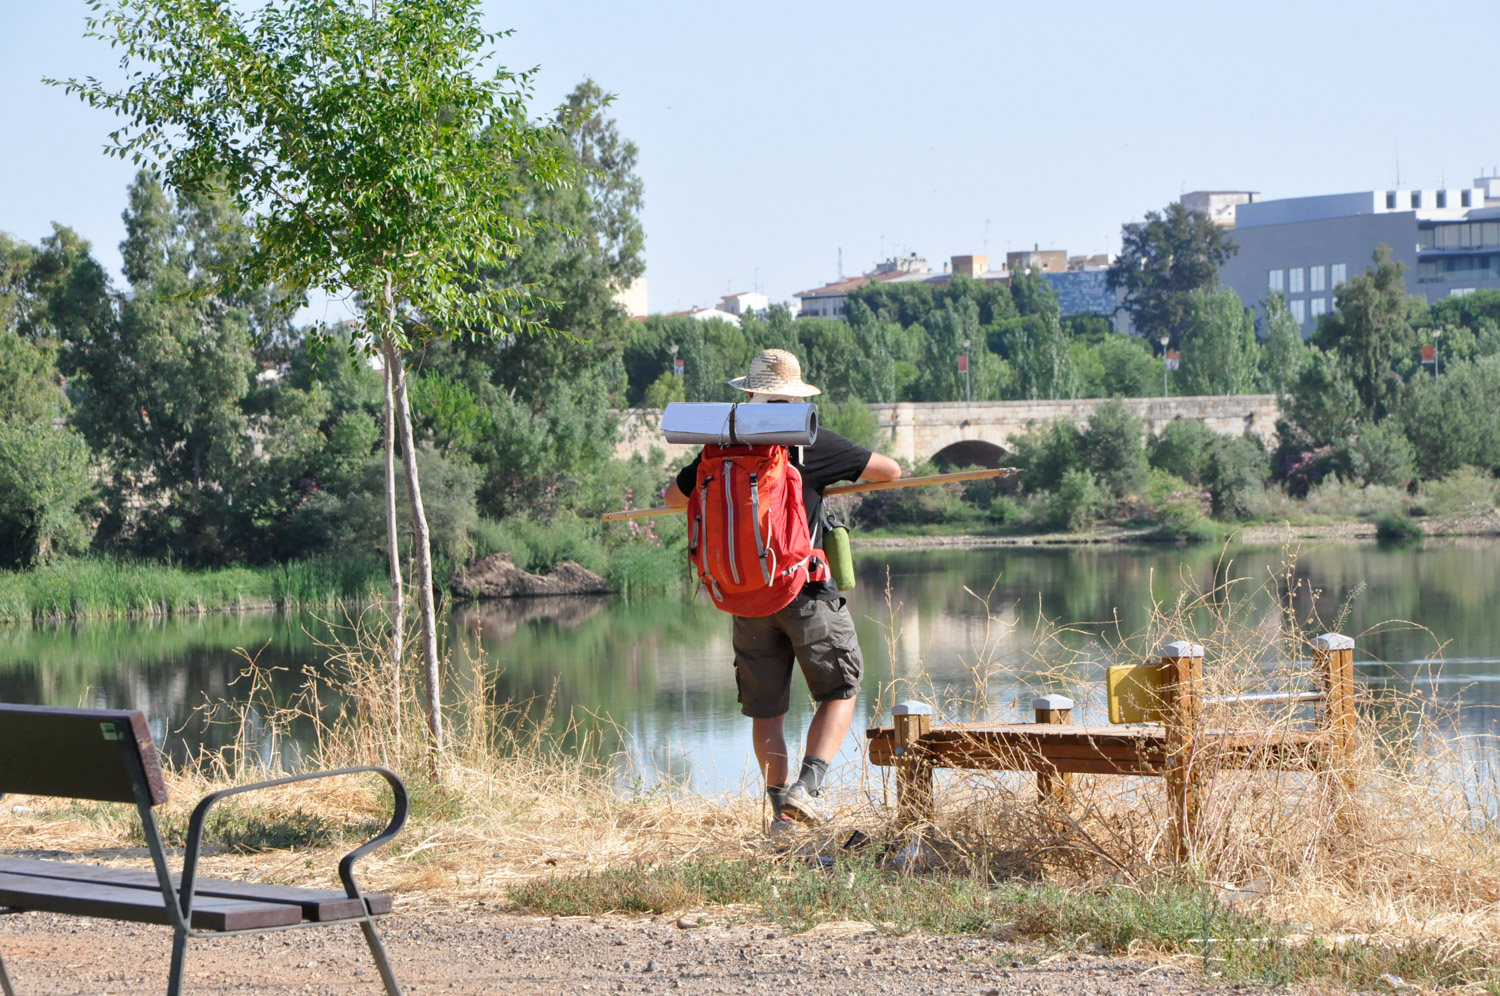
824, 523, 856, 592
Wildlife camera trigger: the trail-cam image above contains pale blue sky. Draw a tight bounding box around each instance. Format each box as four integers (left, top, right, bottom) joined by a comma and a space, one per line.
2, 1, 1492, 317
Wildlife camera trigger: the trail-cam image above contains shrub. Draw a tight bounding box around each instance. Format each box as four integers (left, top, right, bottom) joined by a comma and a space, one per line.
819, 397, 882, 451
1080, 400, 1147, 497
1303, 477, 1408, 520
1010, 419, 1084, 494
1418, 465, 1500, 518
1202, 436, 1269, 520
1044, 468, 1111, 532
1347, 419, 1416, 488
1140, 469, 1216, 540
1374, 513, 1423, 543
1147, 419, 1217, 484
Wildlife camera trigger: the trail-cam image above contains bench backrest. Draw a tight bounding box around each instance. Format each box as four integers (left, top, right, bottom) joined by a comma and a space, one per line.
0, 704, 168, 806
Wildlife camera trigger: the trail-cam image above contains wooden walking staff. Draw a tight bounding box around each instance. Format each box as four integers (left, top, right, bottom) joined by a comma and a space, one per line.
1157, 640, 1204, 861
600, 467, 1019, 522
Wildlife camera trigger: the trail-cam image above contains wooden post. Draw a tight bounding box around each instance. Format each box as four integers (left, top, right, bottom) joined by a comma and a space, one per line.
1159, 640, 1204, 861
1033, 693, 1075, 811
1314, 633, 1356, 785
891, 701, 933, 825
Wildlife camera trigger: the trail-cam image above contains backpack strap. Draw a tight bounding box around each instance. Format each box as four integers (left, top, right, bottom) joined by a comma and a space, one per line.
748, 471, 771, 585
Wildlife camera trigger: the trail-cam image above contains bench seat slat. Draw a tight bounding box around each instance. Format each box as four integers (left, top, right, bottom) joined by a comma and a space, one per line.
0, 858, 389, 920
0, 870, 302, 931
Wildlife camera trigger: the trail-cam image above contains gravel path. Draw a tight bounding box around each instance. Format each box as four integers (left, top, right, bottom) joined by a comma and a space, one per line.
0, 907, 1286, 995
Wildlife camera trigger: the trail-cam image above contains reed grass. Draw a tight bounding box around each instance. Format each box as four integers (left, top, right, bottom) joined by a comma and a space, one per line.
0, 554, 389, 625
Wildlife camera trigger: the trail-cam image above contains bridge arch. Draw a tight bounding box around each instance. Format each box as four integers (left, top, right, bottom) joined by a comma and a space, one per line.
930, 437, 1011, 470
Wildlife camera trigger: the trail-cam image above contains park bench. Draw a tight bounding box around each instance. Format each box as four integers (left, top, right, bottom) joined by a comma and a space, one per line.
0, 703, 408, 995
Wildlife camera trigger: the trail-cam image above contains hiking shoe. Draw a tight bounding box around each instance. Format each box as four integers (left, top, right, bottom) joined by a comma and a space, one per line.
779, 783, 831, 826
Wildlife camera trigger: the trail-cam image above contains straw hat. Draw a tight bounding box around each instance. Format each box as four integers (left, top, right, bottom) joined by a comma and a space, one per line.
727, 348, 821, 397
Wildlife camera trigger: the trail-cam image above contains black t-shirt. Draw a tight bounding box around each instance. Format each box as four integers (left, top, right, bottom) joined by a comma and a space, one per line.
675, 427, 872, 600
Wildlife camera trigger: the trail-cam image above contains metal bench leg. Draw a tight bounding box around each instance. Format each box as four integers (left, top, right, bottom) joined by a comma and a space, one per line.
359, 918, 404, 995
165, 929, 188, 996
0, 947, 16, 996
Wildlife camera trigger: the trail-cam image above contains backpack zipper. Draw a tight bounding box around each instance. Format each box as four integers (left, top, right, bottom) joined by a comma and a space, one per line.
748, 471, 771, 585
723, 464, 741, 585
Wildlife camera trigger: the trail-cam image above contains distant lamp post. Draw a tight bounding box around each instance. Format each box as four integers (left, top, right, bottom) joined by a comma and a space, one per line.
669, 344, 682, 380
962, 337, 972, 402
1432, 330, 1442, 378
1158, 334, 1170, 397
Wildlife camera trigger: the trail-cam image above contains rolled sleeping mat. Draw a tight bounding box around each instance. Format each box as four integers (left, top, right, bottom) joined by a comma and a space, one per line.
661, 402, 818, 447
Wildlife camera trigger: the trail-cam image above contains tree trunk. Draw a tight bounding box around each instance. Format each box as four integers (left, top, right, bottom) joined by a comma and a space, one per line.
381, 331, 403, 755
387, 343, 444, 773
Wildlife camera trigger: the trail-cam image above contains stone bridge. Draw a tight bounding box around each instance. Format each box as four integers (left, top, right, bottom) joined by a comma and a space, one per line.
615, 395, 1280, 468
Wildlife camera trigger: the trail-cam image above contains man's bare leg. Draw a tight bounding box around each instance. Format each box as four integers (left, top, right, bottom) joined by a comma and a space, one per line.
752, 715, 790, 788
803, 697, 856, 763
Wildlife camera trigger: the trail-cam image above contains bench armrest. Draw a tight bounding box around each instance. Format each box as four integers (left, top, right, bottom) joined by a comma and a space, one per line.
179, 766, 407, 926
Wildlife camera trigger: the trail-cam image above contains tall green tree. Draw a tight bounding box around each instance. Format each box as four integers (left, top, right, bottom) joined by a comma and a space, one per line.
1107, 202, 1238, 346
1313, 245, 1424, 421
1177, 287, 1259, 395
61, 0, 573, 766
1004, 309, 1079, 400
0, 328, 95, 567
1258, 291, 1312, 395
62, 174, 256, 563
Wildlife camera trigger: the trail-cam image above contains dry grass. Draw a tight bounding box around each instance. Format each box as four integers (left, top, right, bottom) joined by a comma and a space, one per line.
4, 552, 1499, 986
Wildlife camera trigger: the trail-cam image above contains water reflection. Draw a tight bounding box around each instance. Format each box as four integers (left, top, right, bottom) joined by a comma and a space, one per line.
1, 540, 1497, 793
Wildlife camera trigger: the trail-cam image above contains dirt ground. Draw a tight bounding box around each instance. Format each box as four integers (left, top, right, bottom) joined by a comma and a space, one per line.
0, 904, 1284, 996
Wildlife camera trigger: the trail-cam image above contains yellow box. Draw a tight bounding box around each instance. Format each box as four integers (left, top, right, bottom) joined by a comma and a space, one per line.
1107, 663, 1165, 724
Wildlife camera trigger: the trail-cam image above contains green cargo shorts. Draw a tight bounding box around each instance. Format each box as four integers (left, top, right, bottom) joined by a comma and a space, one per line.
731, 593, 864, 718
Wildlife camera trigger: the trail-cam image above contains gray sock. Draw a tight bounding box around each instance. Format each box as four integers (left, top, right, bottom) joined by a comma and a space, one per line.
767, 783, 790, 816
796, 756, 830, 795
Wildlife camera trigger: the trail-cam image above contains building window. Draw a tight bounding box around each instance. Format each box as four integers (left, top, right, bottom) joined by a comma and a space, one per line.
1289, 267, 1304, 294
1386, 192, 1397, 209
1463, 190, 1473, 208
1268, 269, 1284, 291
1310, 297, 1327, 319
1437, 191, 1448, 209
1331, 263, 1347, 285
1309, 265, 1325, 292
1290, 299, 1306, 323
1411, 191, 1422, 209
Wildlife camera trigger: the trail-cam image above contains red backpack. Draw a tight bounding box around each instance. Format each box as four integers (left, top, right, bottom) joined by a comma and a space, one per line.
687, 443, 814, 617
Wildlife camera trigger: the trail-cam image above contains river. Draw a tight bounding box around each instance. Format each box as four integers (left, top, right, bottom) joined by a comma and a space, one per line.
3, 540, 1497, 795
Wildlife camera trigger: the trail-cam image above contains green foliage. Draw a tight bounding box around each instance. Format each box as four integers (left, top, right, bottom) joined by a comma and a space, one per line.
1178, 287, 1260, 395
1418, 465, 1500, 519
1258, 292, 1312, 395
57, 0, 572, 354
1347, 419, 1416, 488
1274, 351, 1361, 487
1080, 400, 1148, 496
819, 397, 882, 451
1148, 419, 1218, 484
1002, 311, 1080, 400
1010, 420, 1085, 494
1314, 246, 1425, 420
1046, 468, 1111, 532
1107, 201, 1238, 345
1201, 435, 1268, 520
1090, 333, 1160, 398
1374, 513, 1423, 543
1398, 356, 1500, 480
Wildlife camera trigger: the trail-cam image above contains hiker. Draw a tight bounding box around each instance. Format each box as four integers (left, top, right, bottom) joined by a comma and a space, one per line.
663, 348, 901, 826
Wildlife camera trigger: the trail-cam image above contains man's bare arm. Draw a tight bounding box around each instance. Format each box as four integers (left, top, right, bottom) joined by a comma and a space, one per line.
663, 482, 689, 507
860, 453, 902, 483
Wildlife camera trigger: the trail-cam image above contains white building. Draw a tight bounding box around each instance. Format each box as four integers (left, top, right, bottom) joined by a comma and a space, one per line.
718, 291, 769, 318
1217, 176, 1500, 335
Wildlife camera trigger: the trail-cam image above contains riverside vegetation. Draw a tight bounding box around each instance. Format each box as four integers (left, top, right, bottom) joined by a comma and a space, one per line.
2, 567, 1496, 992
6, 93, 1500, 616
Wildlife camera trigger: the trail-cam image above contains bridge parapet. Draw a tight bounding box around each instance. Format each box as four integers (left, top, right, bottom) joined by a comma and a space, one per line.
614, 395, 1280, 468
